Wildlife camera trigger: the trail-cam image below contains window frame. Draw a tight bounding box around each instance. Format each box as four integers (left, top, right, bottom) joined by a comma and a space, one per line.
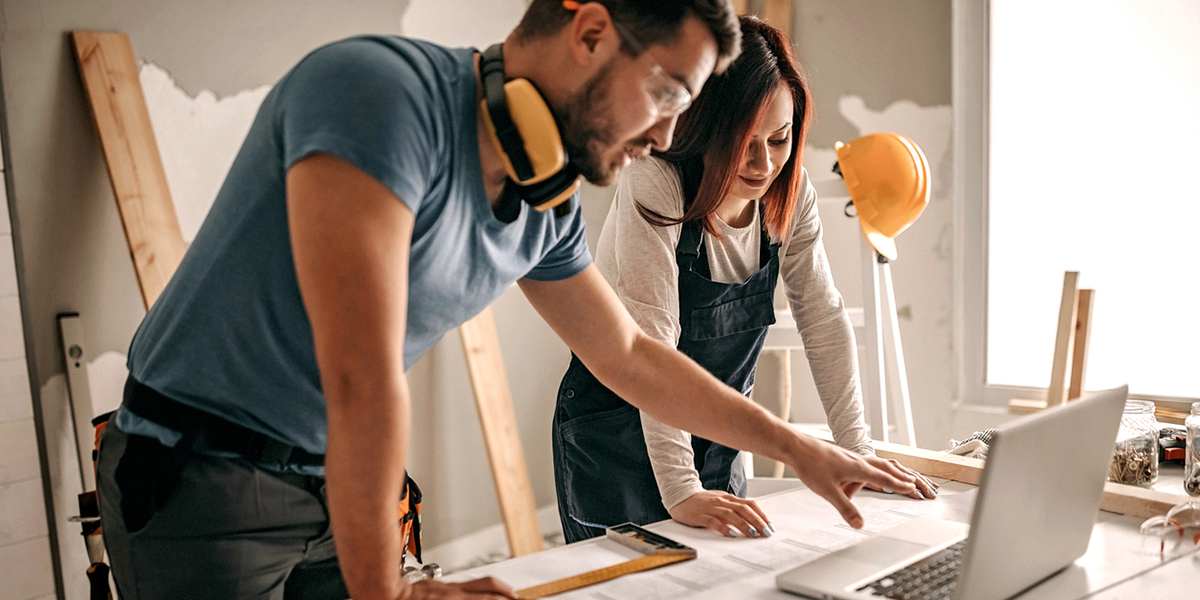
950, 0, 1197, 414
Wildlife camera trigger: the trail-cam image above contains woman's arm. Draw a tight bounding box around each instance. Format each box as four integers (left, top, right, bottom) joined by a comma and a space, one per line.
778, 172, 873, 454
779, 170, 937, 500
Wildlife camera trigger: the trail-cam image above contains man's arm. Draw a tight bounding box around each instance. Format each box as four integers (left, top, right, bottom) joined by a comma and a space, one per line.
519, 267, 917, 528
288, 153, 513, 600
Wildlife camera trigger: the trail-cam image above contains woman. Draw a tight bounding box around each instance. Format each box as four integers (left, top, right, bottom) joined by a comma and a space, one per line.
551, 16, 937, 544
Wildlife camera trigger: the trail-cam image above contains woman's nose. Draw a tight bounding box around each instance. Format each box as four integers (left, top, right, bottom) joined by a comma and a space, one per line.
745, 142, 770, 174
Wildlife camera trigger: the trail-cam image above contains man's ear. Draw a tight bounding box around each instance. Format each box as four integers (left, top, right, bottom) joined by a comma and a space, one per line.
567, 1, 621, 64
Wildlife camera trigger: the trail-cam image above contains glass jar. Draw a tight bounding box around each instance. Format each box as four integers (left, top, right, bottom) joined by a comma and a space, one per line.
1109, 399, 1159, 487
1185, 402, 1200, 497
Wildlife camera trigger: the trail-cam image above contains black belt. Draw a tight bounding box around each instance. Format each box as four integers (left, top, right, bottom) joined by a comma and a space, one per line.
123, 377, 325, 467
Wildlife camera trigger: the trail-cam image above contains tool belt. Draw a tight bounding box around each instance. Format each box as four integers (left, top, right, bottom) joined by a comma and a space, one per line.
123, 378, 326, 466
96, 378, 425, 563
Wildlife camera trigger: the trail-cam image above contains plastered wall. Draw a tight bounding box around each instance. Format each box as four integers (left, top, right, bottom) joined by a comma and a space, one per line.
775, 0, 956, 452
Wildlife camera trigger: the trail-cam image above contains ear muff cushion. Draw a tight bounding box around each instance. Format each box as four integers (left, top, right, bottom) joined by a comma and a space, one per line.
479, 79, 567, 187
519, 167, 581, 212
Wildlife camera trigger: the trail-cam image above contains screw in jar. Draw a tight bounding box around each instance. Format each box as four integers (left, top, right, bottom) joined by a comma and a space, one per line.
1110, 399, 1160, 487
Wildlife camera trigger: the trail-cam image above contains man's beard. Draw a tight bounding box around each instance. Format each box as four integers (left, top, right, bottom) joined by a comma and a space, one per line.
554, 61, 651, 187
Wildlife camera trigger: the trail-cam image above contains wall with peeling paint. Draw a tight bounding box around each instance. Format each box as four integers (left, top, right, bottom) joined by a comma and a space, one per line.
772, 0, 956, 457
0, 0, 954, 596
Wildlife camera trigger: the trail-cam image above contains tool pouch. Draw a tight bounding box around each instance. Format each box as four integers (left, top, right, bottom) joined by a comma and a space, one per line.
89, 409, 426, 567
78, 411, 116, 523
399, 474, 424, 565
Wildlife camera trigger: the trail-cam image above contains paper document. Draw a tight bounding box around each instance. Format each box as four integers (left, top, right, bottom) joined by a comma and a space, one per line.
447, 483, 972, 598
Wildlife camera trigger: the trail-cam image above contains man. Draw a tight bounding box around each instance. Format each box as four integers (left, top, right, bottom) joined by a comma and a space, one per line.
97, 1, 917, 599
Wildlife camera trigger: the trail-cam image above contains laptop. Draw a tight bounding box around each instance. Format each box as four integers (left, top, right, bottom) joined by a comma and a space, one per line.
776, 386, 1127, 600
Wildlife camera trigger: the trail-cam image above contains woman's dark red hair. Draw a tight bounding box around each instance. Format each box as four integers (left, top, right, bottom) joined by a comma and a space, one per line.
638, 15, 813, 242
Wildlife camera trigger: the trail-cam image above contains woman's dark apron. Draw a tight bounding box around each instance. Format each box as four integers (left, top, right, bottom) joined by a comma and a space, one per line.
552, 218, 780, 543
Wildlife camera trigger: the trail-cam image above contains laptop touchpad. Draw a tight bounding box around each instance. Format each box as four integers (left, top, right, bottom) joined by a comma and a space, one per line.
837, 537, 930, 567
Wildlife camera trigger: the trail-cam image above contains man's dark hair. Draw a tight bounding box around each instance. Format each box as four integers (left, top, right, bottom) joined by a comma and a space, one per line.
515, 0, 741, 71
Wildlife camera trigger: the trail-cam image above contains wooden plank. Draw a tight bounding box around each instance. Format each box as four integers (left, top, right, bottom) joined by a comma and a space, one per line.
459, 308, 544, 558
1068, 289, 1094, 400
1098, 482, 1185, 519
71, 31, 186, 310
871, 438, 985, 485
798, 426, 1188, 519
1011, 398, 1188, 425
761, 0, 794, 38
1046, 271, 1079, 406
1008, 398, 1047, 414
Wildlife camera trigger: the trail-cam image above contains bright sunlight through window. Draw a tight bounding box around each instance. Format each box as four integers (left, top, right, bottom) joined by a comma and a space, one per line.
988, 0, 1200, 399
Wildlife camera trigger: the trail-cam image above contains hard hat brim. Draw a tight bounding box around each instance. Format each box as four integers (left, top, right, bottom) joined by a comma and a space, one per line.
860, 220, 899, 261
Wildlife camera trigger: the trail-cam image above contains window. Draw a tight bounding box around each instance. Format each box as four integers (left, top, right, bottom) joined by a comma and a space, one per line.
954, 0, 1200, 405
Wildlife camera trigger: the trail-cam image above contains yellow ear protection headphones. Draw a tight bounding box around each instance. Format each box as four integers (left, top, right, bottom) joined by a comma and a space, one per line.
478, 43, 581, 215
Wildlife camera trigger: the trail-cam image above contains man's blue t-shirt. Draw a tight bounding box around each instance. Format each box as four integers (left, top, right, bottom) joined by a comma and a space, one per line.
123, 36, 592, 455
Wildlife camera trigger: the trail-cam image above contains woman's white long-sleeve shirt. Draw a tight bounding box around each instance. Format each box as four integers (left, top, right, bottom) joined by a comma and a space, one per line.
594, 156, 873, 511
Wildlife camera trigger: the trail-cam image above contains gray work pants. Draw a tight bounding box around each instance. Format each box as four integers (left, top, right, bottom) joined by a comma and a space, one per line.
97, 421, 350, 600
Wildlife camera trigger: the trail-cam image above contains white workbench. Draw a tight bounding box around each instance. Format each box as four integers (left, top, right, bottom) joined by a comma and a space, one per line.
445, 480, 1199, 599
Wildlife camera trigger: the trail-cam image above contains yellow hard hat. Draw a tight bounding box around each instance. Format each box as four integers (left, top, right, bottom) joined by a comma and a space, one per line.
834, 133, 930, 260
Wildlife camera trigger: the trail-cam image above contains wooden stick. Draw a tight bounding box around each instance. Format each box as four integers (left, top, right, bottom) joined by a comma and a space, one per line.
1046, 271, 1079, 407
772, 349, 792, 478
1068, 289, 1094, 400
71, 31, 186, 310
1008, 398, 1047, 414
459, 308, 544, 557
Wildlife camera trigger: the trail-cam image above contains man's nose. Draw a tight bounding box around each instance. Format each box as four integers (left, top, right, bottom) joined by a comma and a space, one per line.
647, 114, 678, 151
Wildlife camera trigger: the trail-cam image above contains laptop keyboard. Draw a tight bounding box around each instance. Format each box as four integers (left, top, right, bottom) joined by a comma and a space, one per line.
857, 540, 966, 600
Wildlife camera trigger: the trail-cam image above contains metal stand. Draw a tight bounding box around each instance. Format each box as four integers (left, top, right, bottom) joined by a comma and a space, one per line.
859, 235, 917, 445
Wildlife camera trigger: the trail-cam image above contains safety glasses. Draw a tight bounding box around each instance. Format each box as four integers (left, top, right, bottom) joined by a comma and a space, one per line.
608, 18, 694, 120
1139, 500, 1200, 556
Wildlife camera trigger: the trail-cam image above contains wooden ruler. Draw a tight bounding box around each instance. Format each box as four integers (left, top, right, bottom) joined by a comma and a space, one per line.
515, 553, 694, 599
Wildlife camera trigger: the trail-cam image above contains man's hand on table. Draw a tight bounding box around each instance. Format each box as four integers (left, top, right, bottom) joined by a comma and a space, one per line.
864, 458, 940, 500
789, 439, 919, 529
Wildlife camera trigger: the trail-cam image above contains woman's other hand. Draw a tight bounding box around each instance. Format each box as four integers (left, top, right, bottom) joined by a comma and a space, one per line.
668, 490, 774, 538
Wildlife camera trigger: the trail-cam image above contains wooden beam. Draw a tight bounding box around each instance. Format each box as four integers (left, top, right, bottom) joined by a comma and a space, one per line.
1007, 398, 1047, 415
772, 348, 792, 478
1046, 271, 1079, 406
459, 308, 544, 558
798, 426, 1188, 519
1098, 482, 1183, 519
71, 31, 186, 310
871, 437, 984, 486
1067, 289, 1094, 400
1013, 399, 1187, 426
